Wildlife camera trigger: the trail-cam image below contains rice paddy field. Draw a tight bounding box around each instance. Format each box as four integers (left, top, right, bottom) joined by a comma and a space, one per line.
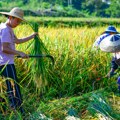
0, 17, 120, 120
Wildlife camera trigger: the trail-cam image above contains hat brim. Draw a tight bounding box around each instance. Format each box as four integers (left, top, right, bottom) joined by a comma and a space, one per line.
0, 12, 26, 21
100, 34, 120, 53
105, 30, 119, 34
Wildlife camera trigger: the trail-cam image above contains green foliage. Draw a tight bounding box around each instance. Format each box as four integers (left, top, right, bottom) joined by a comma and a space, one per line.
0, 1, 2, 7
105, 0, 120, 18
0, 16, 118, 28
64, 6, 84, 17
81, 0, 109, 17
23, 0, 29, 5
40, 2, 51, 9
37, 87, 120, 119
87, 93, 120, 120
0, 0, 119, 17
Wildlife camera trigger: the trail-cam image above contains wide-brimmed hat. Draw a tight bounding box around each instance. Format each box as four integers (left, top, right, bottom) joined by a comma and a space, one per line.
0, 7, 25, 21
105, 26, 119, 33
100, 34, 120, 53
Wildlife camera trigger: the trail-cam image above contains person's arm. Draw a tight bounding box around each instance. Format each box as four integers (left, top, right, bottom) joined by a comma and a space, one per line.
2, 42, 29, 58
15, 33, 38, 44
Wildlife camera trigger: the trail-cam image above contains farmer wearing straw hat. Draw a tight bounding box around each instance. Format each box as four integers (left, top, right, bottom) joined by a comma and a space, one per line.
0, 7, 37, 114
93, 26, 119, 78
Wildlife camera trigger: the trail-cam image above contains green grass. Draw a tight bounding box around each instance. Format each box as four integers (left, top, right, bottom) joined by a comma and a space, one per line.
1, 16, 120, 27
1, 83, 119, 120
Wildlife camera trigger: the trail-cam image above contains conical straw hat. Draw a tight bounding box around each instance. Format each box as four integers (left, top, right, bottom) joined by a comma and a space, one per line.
0, 7, 25, 21
100, 34, 120, 53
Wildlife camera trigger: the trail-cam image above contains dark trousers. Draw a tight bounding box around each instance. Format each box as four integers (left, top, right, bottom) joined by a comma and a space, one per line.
111, 57, 119, 70
0, 64, 24, 113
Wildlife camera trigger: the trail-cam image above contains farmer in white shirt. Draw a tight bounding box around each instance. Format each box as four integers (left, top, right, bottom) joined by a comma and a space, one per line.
0, 7, 37, 114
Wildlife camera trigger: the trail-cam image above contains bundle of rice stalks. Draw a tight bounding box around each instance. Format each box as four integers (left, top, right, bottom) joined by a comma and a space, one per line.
87, 93, 120, 120
27, 22, 51, 92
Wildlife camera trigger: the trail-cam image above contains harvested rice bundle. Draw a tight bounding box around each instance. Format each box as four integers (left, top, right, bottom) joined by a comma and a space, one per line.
28, 22, 50, 92
87, 93, 120, 120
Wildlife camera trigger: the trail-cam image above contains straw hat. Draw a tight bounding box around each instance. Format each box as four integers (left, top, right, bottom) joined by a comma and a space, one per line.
105, 26, 119, 33
100, 34, 120, 53
0, 7, 25, 21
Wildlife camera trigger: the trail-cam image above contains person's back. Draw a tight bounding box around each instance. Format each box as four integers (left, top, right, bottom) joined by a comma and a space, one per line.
93, 32, 110, 49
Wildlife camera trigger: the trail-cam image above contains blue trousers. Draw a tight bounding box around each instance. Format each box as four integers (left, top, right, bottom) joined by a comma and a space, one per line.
0, 64, 24, 113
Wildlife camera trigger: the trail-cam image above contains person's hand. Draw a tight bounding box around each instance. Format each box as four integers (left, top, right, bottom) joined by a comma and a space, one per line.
18, 51, 29, 59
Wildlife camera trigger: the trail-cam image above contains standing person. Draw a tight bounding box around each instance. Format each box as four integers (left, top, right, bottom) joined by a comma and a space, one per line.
93, 26, 119, 78
0, 7, 37, 114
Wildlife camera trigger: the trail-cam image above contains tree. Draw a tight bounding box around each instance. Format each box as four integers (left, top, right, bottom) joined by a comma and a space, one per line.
72, 0, 84, 10
81, 0, 109, 17
68, 0, 72, 6
23, 0, 29, 4
105, 0, 120, 17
